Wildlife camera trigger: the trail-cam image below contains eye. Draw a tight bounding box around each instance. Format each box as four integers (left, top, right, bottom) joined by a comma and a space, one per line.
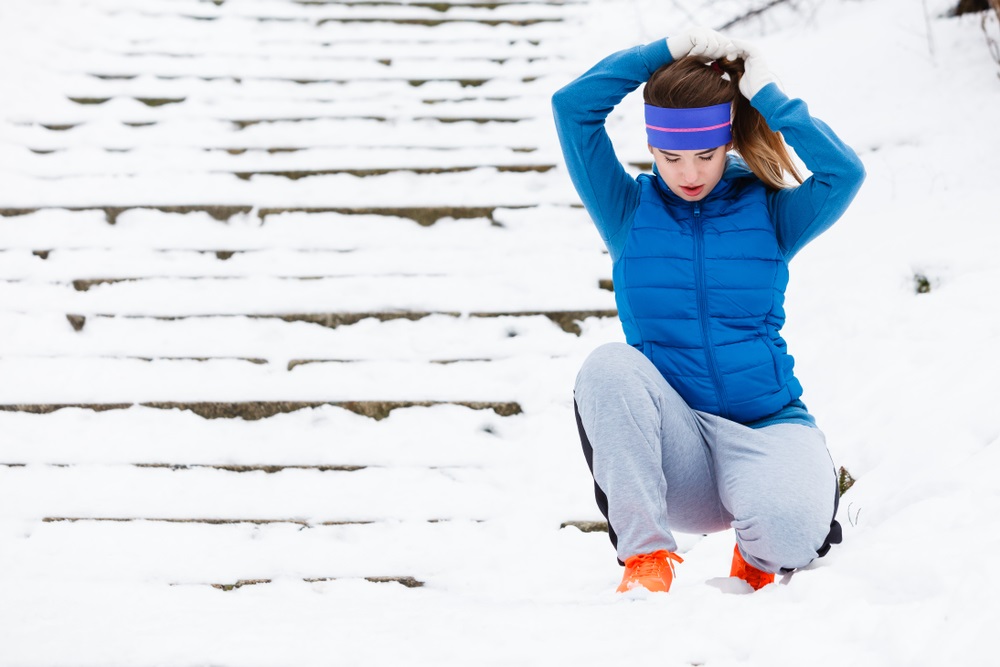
698, 153, 715, 162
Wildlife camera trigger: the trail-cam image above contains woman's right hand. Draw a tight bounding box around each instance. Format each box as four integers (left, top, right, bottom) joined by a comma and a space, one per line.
666, 27, 737, 62
730, 39, 781, 100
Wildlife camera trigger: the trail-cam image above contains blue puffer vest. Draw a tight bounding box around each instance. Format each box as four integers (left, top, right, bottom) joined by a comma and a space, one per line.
613, 161, 802, 423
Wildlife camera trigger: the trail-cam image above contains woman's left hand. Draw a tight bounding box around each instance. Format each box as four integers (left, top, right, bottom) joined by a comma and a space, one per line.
667, 27, 738, 62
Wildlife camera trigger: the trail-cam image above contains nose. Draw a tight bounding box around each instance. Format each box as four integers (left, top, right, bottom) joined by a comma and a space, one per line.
681, 161, 699, 183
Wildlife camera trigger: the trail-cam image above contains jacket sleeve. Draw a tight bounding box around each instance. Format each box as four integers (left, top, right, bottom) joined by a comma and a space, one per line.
551, 40, 674, 257
754, 83, 866, 260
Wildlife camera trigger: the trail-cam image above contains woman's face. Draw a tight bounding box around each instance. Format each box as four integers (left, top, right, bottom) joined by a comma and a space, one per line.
649, 144, 728, 202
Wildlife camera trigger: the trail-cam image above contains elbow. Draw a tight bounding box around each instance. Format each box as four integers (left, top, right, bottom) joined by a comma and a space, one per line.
847, 148, 867, 192
831, 148, 866, 204
551, 85, 573, 122
552, 83, 587, 126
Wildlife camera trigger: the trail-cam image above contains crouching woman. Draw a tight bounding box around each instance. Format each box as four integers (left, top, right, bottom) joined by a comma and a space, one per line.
551, 28, 864, 593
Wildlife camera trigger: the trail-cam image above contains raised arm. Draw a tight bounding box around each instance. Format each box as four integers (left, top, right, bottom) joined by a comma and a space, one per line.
551, 40, 671, 253
734, 40, 866, 260
552, 30, 736, 255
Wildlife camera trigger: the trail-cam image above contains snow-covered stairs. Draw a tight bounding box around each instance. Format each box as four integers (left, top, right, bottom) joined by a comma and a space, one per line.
0, 0, 618, 591
8, 2, 1000, 663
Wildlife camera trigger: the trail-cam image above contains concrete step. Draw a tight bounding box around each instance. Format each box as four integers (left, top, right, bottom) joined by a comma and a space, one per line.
56, 8, 573, 50
10, 156, 557, 180
560, 520, 608, 533
0, 311, 621, 363
25, 81, 556, 121
71, 51, 562, 83
50, 310, 615, 335
0, 203, 555, 226
0, 167, 575, 214
8, 516, 511, 585
0, 233, 606, 278
0, 400, 523, 421
105, 38, 568, 61
204, 576, 425, 590
37, 515, 470, 527
10, 116, 560, 154
73, 69, 552, 90
45, 83, 553, 118
0, 355, 582, 404
0, 255, 598, 283
0, 276, 613, 317
0, 205, 598, 252
0, 400, 520, 467
3, 463, 374, 473
0, 463, 504, 521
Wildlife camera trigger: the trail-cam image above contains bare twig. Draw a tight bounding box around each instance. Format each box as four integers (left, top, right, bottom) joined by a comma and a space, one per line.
847, 502, 862, 528
716, 0, 794, 31
984, 0, 1000, 78
922, 0, 937, 58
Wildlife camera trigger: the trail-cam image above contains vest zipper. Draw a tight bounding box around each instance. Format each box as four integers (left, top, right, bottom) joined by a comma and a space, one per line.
692, 203, 730, 416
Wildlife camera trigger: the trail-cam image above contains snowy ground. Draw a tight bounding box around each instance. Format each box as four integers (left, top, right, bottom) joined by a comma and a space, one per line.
1, 0, 999, 665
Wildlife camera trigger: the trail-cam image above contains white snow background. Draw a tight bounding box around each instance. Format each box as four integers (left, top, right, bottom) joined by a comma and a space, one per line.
1, 0, 999, 665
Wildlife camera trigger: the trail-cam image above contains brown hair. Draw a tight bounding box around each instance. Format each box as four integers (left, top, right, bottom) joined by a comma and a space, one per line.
643, 56, 801, 189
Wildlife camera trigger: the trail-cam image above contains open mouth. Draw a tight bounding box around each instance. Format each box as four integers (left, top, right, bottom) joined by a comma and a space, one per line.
680, 185, 704, 197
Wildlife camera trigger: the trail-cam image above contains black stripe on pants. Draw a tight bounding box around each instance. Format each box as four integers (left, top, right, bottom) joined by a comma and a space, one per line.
574, 398, 623, 565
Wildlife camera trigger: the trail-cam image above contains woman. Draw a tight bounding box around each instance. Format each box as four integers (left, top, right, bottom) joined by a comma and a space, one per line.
552, 28, 864, 593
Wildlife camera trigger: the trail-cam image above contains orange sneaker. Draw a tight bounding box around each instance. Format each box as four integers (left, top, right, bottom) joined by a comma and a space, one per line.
730, 545, 775, 591
616, 550, 684, 593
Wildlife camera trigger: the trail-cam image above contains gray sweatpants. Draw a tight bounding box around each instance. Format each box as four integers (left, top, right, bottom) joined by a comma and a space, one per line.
574, 343, 839, 574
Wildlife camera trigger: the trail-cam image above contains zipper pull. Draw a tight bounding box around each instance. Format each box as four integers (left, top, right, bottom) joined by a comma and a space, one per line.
693, 203, 701, 217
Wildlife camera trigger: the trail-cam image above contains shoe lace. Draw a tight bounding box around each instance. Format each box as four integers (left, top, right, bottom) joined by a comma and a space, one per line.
733, 547, 773, 588
632, 550, 684, 579
742, 564, 772, 587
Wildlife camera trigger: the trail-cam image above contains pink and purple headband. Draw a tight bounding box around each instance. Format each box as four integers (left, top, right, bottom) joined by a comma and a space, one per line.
645, 102, 732, 151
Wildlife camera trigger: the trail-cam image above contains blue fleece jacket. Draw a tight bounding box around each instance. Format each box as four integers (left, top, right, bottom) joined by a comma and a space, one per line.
552, 39, 865, 428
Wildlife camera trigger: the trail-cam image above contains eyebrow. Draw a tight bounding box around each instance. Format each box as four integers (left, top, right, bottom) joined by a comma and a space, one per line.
658, 148, 718, 157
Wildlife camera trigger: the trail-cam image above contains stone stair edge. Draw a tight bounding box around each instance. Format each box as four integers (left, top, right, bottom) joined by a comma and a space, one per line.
0, 400, 525, 420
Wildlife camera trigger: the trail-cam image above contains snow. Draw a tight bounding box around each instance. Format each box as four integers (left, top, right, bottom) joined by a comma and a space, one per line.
2, 0, 1000, 665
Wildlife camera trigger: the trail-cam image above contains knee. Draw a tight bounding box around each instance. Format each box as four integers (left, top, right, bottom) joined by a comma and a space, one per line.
733, 502, 835, 572
575, 343, 645, 396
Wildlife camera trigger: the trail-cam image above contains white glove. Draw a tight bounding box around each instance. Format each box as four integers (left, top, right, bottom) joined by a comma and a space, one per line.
730, 38, 781, 99
666, 27, 737, 62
